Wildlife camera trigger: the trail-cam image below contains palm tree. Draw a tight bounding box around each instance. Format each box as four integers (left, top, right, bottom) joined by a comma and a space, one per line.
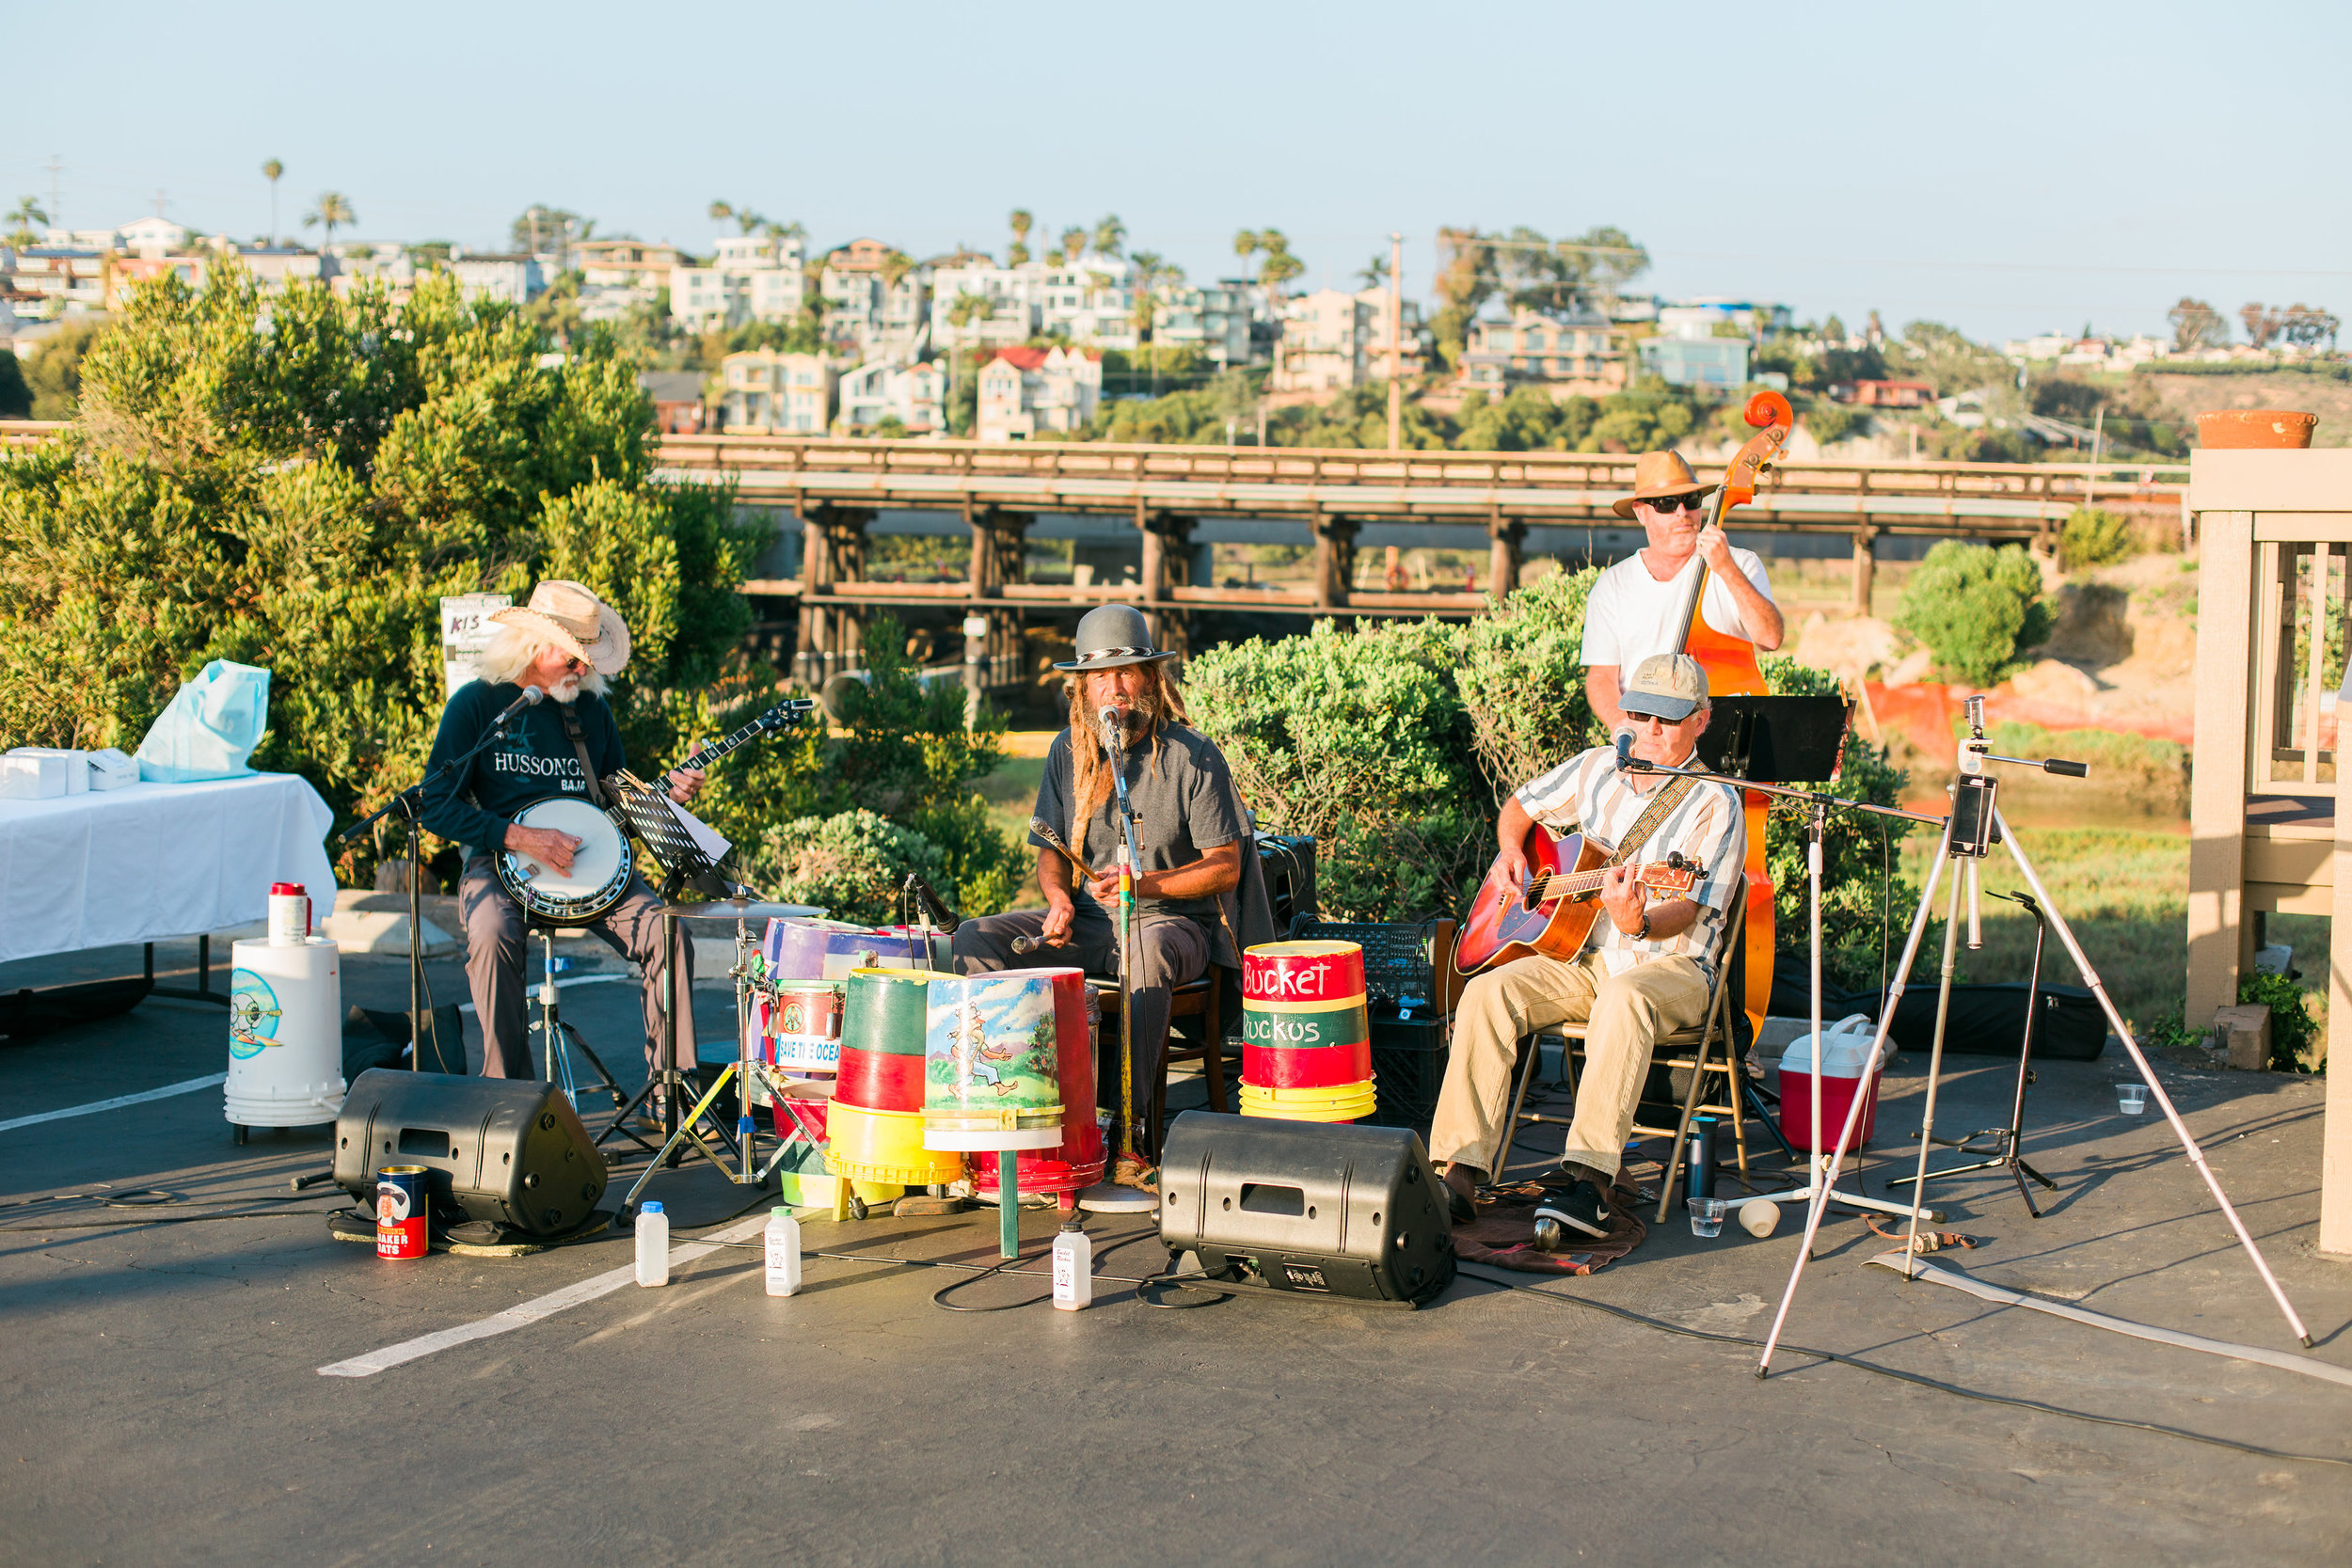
1091, 214, 1126, 259
1057, 227, 1088, 269
1356, 253, 1390, 291
6, 197, 47, 249
1007, 209, 1033, 266
262, 161, 283, 245
760, 218, 808, 243
708, 199, 735, 227
1234, 228, 1304, 318
302, 191, 356, 250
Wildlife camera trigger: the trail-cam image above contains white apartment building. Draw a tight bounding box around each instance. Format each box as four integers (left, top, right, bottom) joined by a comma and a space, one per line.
670, 232, 804, 334
1272, 288, 1374, 392
836, 357, 947, 434
930, 253, 1143, 356
721, 349, 835, 434
450, 252, 545, 305
977, 345, 1100, 441
1148, 280, 1255, 368
818, 237, 929, 359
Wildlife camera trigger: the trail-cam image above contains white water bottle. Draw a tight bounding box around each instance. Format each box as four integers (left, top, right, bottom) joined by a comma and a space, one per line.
1051, 1218, 1091, 1311
764, 1207, 803, 1297
634, 1202, 670, 1287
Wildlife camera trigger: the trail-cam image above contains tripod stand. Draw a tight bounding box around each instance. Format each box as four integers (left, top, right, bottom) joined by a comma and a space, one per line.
1756, 701, 2312, 1377
1885, 888, 2058, 1216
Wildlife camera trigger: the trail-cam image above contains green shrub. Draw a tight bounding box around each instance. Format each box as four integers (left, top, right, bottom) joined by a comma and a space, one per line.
2058, 506, 2133, 571
744, 809, 947, 927
2236, 971, 2320, 1072
1895, 541, 2054, 687
1454, 567, 1603, 804
1186, 617, 1486, 920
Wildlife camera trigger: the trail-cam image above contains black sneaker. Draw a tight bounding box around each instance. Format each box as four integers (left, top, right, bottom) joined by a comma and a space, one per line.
1534, 1179, 1613, 1240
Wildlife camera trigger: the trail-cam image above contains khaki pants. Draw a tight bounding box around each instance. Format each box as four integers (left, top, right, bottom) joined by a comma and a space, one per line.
1427, 952, 1711, 1180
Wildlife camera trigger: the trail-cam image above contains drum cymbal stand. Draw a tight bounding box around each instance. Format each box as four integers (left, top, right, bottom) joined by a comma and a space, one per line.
528, 927, 625, 1113
1756, 698, 2312, 1377
337, 703, 536, 1074
1884, 888, 2058, 1216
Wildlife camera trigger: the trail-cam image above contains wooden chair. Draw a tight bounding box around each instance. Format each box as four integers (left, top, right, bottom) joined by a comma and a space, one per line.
1490, 912, 1778, 1222
1090, 968, 1226, 1158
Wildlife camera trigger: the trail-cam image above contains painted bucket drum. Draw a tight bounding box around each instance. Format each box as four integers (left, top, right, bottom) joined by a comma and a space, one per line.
762, 918, 952, 982
824, 1100, 966, 1186
1241, 940, 1367, 1007
835, 967, 946, 1114
1238, 1079, 1378, 1124
767, 980, 846, 1074
962, 969, 1104, 1197
920, 970, 1078, 1151
1241, 993, 1373, 1089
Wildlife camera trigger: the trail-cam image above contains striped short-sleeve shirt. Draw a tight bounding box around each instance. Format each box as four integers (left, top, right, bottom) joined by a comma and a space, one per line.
1513, 747, 1747, 984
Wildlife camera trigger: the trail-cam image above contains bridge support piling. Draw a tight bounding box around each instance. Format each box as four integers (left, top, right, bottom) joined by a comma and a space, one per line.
1851, 526, 1878, 616
1487, 513, 1526, 600
1137, 508, 1195, 659
1313, 515, 1360, 614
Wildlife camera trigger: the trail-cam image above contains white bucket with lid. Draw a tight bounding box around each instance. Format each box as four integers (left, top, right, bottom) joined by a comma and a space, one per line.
225, 936, 346, 1128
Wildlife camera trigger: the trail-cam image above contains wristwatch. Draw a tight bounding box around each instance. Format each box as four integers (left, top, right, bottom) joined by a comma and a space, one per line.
1632, 910, 1651, 942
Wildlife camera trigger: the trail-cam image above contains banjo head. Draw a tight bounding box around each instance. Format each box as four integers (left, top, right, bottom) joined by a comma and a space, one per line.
500, 797, 633, 925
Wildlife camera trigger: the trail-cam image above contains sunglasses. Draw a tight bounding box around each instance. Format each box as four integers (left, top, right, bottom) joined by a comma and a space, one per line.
1643, 494, 1702, 515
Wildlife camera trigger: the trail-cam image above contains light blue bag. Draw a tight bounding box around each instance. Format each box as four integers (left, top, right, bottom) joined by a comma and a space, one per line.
135, 660, 273, 783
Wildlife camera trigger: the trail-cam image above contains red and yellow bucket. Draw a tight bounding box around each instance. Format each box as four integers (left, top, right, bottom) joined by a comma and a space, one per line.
1240, 940, 1374, 1106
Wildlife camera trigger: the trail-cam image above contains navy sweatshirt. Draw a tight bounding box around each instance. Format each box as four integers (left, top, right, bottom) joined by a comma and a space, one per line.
419, 681, 628, 857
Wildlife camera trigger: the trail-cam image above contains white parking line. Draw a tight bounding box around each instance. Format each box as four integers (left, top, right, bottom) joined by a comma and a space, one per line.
316, 1212, 770, 1377
0, 1073, 230, 1133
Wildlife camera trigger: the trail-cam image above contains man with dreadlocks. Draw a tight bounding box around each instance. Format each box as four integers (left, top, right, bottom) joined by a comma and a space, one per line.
951, 604, 1267, 1165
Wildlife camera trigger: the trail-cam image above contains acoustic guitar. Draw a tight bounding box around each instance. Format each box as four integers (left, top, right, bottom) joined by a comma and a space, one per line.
1453, 820, 1699, 976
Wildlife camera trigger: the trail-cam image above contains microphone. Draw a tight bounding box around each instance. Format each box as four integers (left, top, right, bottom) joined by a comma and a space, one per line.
1613, 727, 1635, 771
493, 686, 546, 727
904, 872, 961, 933
1099, 704, 1126, 752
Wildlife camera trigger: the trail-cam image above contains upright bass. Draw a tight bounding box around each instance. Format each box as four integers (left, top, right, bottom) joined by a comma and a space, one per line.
1673, 388, 1793, 1039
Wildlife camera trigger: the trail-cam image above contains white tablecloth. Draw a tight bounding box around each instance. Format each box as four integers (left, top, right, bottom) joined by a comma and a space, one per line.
0, 773, 340, 964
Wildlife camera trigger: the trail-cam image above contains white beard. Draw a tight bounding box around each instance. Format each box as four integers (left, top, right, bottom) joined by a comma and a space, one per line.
548, 674, 583, 705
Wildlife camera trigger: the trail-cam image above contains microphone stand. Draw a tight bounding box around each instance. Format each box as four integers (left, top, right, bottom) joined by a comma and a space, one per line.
1104, 715, 1147, 1175
1621, 752, 1944, 1228
337, 701, 535, 1073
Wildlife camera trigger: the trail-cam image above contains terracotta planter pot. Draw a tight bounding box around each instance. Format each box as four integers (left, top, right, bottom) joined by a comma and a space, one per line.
2198, 409, 2317, 449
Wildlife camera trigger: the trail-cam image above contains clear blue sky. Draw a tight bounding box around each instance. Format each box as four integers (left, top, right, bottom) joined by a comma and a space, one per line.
8, 0, 2345, 346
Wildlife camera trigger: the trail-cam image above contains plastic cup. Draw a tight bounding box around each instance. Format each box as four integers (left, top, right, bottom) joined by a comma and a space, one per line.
2117, 1084, 2149, 1116
1687, 1196, 1728, 1238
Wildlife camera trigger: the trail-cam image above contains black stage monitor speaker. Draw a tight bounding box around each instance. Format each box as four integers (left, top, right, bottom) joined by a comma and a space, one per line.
1158, 1111, 1454, 1307
333, 1069, 607, 1237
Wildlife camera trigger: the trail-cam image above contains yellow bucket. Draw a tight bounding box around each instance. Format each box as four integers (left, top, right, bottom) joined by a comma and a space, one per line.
1239, 1078, 1377, 1123
777, 1170, 903, 1209
823, 1099, 967, 1185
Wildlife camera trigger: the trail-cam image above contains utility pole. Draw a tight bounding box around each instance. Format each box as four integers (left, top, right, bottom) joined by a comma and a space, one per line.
45, 155, 62, 234
152, 188, 167, 218
1387, 230, 1404, 451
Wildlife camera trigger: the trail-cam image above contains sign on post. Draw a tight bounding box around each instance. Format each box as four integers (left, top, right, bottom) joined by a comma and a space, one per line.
439, 594, 512, 697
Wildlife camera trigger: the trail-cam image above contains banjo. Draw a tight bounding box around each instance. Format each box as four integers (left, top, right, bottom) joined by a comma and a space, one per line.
495, 697, 816, 925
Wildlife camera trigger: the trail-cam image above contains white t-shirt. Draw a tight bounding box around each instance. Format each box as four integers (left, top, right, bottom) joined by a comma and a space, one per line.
1580, 547, 1775, 671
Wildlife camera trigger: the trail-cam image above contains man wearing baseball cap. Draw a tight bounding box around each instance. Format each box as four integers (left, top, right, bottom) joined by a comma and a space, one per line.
1426, 653, 1745, 1241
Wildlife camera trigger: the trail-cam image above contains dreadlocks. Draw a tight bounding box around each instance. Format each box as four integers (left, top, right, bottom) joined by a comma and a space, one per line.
1064, 664, 1189, 843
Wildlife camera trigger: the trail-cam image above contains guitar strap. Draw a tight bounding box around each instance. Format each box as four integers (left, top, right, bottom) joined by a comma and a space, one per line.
556, 704, 610, 809
1603, 772, 1697, 868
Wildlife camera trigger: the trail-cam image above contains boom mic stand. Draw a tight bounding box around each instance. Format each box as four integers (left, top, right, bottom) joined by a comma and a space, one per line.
1755, 698, 2312, 1378
1623, 751, 1943, 1227
337, 695, 540, 1073
1103, 707, 1147, 1179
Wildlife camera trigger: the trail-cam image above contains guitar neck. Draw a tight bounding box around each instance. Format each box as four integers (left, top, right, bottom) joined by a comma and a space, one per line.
1533, 863, 1677, 902
675, 701, 813, 773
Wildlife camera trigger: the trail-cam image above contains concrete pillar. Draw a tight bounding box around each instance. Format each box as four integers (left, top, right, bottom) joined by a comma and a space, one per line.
795, 507, 829, 685
1851, 527, 1878, 616
1136, 509, 1194, 654
1313, 515, 1360, 610
1486, 516, 1526, 600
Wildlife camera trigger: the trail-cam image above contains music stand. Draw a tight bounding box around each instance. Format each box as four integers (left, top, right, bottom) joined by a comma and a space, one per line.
1697, 695, 1851, 786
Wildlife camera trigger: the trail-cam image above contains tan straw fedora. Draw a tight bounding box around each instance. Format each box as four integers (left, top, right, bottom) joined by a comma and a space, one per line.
489, 580, 632, 675
1612, 450, 1720, 520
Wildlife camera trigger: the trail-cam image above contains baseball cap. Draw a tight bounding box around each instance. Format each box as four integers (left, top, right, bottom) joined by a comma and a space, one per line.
1619, 654, 1709, 722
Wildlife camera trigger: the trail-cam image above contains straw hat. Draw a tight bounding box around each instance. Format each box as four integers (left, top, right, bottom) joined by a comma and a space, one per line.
1053, 604, 1178, 673
489, 580, 632, 676
1611, 451, 1719, 520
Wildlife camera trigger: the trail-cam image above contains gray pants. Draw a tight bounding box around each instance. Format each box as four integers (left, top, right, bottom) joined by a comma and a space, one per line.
459, 855, 694, 1081
951, 910, 1209, 1152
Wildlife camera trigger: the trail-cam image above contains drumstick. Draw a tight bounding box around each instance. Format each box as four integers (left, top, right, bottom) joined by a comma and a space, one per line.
1029, 816, 1097, 881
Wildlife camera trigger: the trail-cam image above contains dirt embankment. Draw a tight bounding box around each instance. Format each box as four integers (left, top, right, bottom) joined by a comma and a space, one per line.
2138, 371, 2352, 447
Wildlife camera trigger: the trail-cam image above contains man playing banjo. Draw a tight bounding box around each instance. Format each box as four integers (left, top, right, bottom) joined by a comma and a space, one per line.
950, 604, 1265, 1161
421, 581, 703, 1085
1427, 655, 1745, 1239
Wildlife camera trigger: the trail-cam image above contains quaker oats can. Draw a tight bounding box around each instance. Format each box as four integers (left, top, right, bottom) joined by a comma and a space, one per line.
374, 1164, 428, 1259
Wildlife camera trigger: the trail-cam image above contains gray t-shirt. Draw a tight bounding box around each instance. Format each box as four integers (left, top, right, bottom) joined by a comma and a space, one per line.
1030, 722, 1248, 963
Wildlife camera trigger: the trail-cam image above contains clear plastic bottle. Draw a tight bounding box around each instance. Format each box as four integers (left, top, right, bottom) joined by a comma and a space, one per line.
634, 1201, 669, 1287
764, 1206, 803, 1297
1051, 1217, 1091, 1311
